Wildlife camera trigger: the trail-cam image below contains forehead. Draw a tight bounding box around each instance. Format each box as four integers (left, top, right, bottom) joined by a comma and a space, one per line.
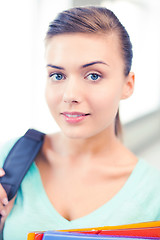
45, 33, 122, 66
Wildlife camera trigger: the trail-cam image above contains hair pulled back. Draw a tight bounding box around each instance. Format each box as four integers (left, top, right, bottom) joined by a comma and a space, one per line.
45, 6, 133, 138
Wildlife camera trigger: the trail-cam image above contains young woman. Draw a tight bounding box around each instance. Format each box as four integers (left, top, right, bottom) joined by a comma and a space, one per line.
0, 6, 160, 240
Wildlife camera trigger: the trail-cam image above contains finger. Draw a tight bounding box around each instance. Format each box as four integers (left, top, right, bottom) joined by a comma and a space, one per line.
0, 201, 7, 222
0, 212, 7, 231
0, 194, 15, 213
0, 168, 5, 177
0, 195, 16, 230
0, 208, 6, 217
5, 196, 15, 215
0, 184, 8, 206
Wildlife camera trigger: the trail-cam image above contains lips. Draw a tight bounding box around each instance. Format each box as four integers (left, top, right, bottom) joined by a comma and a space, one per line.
60, 112, 90, 123
61, 112, 90, 117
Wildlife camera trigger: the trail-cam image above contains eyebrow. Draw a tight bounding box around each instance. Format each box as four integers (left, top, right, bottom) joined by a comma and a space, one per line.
81, 61, 109, 68
46, 61, 109, 70
46, 64, 64, 70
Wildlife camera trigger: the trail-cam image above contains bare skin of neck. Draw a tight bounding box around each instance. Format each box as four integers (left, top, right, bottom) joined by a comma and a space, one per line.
36, 125, 138, 221
42, 123, 136, 167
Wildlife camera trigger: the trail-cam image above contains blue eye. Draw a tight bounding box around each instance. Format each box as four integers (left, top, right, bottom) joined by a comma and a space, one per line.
50, 73, 64, 81
87, 73, 101, 81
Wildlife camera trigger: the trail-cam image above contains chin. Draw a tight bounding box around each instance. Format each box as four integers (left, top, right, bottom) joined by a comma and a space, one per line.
64, 132, 87, 140
61, 127, 88, 139
62, 128, 102, 140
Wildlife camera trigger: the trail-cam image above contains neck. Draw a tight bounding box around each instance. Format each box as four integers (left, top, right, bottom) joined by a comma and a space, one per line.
56, 126, 120, 160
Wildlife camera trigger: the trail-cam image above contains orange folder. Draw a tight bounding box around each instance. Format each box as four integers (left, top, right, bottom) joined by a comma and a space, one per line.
60, 220, 160, 232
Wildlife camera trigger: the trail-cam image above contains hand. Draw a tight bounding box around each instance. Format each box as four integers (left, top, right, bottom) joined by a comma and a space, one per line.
0, 168, 15, 231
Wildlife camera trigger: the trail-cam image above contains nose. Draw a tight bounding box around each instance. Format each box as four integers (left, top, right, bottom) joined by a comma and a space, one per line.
62, 78, 82, 104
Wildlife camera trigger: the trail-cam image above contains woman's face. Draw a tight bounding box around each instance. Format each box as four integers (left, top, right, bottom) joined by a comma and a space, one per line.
45, 33, 134, 139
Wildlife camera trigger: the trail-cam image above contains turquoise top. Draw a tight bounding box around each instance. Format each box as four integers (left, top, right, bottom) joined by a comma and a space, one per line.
1, 138, 160, 240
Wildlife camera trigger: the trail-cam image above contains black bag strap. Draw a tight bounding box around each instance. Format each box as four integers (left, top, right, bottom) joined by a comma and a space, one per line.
0, 129, 45, 237
0, 128, 45, 201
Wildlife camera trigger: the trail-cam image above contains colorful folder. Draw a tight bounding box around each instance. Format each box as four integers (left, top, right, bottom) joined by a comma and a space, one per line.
27, 220, 160, 240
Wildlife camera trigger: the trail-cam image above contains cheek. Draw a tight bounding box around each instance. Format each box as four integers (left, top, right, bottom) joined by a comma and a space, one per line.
45, 85, 60, 112
90, 87, 121, 120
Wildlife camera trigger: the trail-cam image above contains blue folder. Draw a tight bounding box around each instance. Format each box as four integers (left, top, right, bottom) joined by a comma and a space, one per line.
42, 231, 160, 240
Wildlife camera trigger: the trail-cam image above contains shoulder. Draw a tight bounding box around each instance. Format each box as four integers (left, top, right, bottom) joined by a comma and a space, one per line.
124, 159, 160, 220
130, 159, 160, 202
139, 159, 160, 218
0, 129, 46, 168
127, 158, 160, 201
138, 159, 160, 180
0, 137, 20, 167
134, 159, 160, 186
39, 132, 61, 159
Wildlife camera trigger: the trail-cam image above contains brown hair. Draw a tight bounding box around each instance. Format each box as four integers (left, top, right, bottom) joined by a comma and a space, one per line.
45, 6, 133, 138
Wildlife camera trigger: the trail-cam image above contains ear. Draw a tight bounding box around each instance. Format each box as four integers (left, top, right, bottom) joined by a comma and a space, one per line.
121, 72, 135, 100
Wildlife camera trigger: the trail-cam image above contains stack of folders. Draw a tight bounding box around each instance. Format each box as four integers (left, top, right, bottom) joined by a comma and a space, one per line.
27, 221, 160, 240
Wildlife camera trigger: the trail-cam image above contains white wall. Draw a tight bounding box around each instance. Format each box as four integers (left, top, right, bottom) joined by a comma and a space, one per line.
0, 0, 35, 142
0, 0, 71, 143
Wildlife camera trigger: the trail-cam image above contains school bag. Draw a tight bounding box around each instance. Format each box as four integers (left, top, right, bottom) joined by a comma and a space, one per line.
0, 129, 45, 232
